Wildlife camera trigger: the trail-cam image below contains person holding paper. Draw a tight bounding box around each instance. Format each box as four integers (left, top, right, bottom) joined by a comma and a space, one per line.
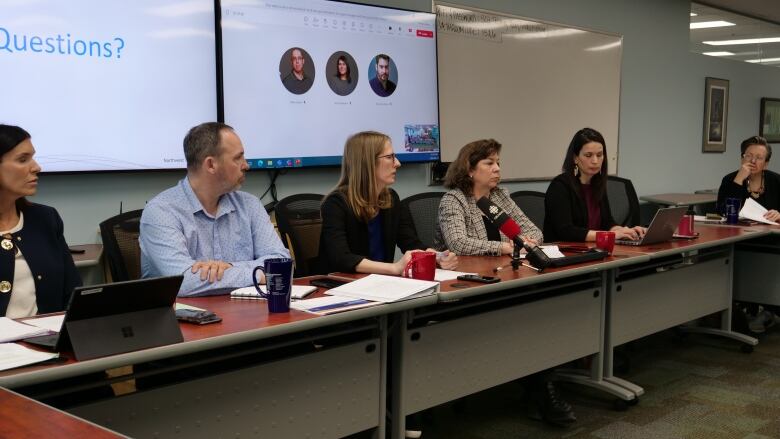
434, 138, 542, 255
544, 128, 646, 242
0, 124, 81, 318
318, 131, 457, 275
140, 122, 289, 296
717, 135, 780, 222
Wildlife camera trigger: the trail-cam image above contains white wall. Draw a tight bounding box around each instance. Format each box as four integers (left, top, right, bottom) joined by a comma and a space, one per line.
28, 0, 780, 243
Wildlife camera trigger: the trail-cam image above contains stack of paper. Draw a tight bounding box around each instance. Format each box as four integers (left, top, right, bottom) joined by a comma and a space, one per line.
21, 315, 65, 333
326, 274, 439, 303
0, 343, 59, 371
740, 198, 779, 225
0, 317, 50, 343
291, 295, 380, 315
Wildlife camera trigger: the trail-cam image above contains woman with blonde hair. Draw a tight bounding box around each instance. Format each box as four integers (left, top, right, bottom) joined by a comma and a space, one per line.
318, 131, 457, 274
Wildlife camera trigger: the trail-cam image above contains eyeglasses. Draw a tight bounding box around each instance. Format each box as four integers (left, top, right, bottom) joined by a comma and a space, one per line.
377, 152, 397, 161
742, 153, 767, 162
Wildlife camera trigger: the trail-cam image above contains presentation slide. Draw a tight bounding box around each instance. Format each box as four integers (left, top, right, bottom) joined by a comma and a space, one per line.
0, 0, 217, 172
221, 0, 439, 168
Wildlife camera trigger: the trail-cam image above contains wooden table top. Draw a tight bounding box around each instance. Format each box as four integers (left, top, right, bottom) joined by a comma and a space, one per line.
639, 193, 717, 206
70, 244, 103, 267
0, 388, 123, 438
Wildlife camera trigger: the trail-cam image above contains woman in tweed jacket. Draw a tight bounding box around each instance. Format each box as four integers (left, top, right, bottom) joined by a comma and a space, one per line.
435, 139, 543, 255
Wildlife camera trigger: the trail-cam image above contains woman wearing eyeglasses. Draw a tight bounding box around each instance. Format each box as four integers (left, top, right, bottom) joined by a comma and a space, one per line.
717, 135, 780, 222
318, 131, 457, 275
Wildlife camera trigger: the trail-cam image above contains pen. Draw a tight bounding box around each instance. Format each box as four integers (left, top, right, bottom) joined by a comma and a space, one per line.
521, 262, 541, 272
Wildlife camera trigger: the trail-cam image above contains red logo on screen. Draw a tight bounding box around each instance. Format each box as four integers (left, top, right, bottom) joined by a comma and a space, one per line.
416, 30, 433, 38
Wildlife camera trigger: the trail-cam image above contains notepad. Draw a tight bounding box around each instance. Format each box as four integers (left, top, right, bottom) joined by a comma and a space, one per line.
0, 317, 51, 343
230, 285, 317, 300
326, 274, 439, 303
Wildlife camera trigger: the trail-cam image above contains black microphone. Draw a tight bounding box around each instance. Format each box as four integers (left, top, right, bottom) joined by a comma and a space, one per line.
476, 197, 551, 270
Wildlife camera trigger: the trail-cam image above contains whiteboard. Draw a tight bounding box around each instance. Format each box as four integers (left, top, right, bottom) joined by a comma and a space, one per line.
436, 3, 622, 180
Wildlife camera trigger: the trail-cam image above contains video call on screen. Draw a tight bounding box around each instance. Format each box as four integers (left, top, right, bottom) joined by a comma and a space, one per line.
221, 0, 440, 167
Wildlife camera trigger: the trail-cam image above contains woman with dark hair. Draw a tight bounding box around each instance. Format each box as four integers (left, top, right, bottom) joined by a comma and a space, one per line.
318, 131, 457, 275
717, 135, 780, 222
544, 127, 645, 242
0, 124, 81, 318
435, 138, 542, 255
434, 139, 576, 428
335, 55, 351, 83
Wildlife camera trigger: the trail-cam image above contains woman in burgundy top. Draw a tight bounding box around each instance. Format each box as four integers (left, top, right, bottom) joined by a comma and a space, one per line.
544, 128, 645, 242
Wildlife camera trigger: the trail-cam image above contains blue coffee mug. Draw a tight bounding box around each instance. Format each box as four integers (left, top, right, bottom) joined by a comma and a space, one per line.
725, 198, 741, 225
253, 258, 294, 313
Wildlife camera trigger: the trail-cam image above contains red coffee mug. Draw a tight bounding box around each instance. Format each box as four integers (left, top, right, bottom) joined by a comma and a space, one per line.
677, 215, 694, 236
595, 231, 616, 255
404, 251, 436, 281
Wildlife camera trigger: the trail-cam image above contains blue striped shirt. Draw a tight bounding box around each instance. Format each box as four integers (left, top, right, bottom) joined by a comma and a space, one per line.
140, 178, 289, 296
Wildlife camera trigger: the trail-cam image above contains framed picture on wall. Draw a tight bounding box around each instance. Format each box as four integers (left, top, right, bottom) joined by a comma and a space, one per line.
702, 77, 729, 153
760, 98, 780, 143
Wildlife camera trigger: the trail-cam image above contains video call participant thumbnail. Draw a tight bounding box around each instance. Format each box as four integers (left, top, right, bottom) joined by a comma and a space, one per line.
281, 47, 315, 95
369, 54, 397, 98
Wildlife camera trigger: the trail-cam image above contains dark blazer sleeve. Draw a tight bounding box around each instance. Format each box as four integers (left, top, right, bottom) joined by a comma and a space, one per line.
318, 193, 366, 273
392, 190, 426, 253
717, 171, 744, 209
544, 176, 590, 242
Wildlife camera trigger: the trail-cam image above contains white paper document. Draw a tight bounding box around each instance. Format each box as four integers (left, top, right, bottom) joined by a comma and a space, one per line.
21, 315, 65, 333
291, 295, 380, 315
739, 198, 779, 225
517, 245, 566, 259
0, 343, 59, 372
0, 317, 51, 343
540, 245, 566, 259
434, 269, 476, 281
326, 274, 439, 303
230, 285, 317, 300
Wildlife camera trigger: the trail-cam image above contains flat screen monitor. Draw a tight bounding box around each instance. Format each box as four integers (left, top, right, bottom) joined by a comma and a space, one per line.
221, 0, 439, 169
0, 0, 218, 173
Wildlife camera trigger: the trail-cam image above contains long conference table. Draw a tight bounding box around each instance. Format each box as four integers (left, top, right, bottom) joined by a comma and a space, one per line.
0, 223, 774, 439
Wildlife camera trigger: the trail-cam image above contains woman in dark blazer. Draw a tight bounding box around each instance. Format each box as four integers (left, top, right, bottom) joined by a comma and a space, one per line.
544, 128, 645, 242
0, 124, 81, 317
319, 131, 457, 275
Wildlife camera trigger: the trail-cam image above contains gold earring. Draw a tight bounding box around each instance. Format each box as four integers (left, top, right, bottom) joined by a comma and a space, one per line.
574, 164, 579, 177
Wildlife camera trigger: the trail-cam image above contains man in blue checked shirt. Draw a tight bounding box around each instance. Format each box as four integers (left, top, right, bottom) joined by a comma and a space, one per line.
140, 122, 289, 296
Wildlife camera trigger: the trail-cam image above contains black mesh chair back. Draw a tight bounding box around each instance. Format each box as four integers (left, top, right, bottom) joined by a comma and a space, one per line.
509, 191, 546, 229
606, 176, 641, 226
99, 209, 144, 282
400, 192, 445, 249
275, 194, 324, 277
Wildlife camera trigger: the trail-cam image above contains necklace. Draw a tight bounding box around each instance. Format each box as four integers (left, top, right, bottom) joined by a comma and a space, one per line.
747, 172, 765, 198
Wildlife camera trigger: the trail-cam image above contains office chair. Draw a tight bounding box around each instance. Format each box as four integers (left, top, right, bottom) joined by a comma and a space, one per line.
275, 193, 324, 277
509, 190, 546, 228
400, 192, 446, 249
99, 209, 144, 282
607, 176, 641, 227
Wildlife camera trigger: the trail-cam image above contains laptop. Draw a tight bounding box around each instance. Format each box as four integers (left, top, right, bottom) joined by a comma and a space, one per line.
25, 275, 184, 360
615, 206, 687, 246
